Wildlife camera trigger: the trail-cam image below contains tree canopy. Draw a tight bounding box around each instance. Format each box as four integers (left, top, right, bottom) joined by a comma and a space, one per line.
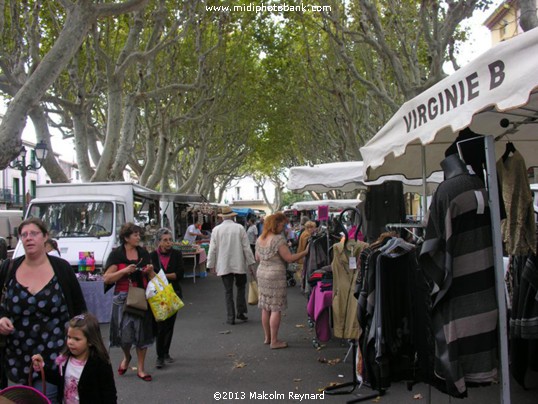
1, 0, 519, 206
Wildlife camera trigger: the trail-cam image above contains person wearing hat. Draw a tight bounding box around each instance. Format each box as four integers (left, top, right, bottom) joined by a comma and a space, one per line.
207, 206, 256, 325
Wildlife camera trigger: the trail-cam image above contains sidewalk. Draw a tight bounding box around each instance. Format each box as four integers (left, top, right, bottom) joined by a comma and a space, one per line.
104, 274, 537, 404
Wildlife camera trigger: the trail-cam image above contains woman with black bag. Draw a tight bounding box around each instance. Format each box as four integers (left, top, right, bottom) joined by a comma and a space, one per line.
103, 222, 156, 382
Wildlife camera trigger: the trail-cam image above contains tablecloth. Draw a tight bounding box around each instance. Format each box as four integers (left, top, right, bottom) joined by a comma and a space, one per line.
79, 280, 113, 323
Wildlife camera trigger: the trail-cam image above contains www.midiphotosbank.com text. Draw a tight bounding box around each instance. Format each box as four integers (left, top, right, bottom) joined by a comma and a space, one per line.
205, 3, 332, 13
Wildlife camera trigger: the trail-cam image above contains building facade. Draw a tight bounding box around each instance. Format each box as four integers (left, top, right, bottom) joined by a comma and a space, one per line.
222, 176, 276, 214
0, 141, 78, 210
483, 0, 537, 43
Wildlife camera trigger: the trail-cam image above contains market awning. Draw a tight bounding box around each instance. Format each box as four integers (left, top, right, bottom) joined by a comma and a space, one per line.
287, 161, 442, 195
290, 199, 360, 211
232, 208, 255, 217
361, 27, 538, 180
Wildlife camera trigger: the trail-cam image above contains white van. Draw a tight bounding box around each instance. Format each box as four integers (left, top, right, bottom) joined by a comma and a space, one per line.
0, 209, 23, 249
13, 182, 160, 271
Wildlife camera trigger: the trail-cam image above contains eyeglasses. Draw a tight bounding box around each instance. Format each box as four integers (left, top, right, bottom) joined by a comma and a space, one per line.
20, 231, 42, 239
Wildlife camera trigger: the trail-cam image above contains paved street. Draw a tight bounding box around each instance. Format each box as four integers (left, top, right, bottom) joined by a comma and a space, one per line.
101, 274, 537, 404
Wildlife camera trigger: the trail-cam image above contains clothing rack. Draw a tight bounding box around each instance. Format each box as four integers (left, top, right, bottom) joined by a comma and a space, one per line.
324, 340, 386, 403
385, 223, 425, 243
325, 208, 387, 403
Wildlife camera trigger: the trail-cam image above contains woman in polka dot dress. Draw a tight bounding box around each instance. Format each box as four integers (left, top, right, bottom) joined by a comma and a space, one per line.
0, 218, 87, 403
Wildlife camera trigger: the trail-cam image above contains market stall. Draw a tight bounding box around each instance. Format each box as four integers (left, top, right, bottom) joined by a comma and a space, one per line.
290, 199, 360, 211
173, 243, 207, 283
360, 27, 538, 404
287, 161, 443, 195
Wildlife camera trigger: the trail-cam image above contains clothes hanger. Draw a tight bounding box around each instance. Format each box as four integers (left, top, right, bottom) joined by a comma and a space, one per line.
338, 207, 363, 246
502, 141, 516, 162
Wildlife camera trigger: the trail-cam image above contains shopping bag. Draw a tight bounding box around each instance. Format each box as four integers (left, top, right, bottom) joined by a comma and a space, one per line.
248, 280, 258, 305
147, 275, 184, 321
0, 365, 51, 403
124, 281, 148, 317
145, 270, 168, 299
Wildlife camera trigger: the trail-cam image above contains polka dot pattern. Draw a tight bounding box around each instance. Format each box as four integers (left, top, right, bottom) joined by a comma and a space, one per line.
4, 275, 69, 384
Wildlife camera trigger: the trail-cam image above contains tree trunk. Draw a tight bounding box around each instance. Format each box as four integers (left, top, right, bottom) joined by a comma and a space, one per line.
519, 0, 538, 32
28, 106, 70, 183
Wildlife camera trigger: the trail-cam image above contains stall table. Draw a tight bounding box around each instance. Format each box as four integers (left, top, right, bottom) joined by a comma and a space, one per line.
79, 280, 113, 323
182, 248, 207, 283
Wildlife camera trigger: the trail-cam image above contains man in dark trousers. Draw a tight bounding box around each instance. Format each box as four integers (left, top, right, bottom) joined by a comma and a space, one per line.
207, 206, 256, 325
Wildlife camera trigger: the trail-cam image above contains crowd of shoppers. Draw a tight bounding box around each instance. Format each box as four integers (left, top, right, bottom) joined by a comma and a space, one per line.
0, 207, 306, 402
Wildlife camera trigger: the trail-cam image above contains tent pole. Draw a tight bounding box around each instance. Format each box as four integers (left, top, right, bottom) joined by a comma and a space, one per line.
484, 135, 511, 404
421, 145, 428, 220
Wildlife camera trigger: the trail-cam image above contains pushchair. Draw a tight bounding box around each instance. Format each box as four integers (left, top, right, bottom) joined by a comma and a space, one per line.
286, 264, 297, 287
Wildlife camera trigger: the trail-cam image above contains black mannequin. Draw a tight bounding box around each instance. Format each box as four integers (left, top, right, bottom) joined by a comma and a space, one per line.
445, 127, 485, 182
441, 154, 468, 180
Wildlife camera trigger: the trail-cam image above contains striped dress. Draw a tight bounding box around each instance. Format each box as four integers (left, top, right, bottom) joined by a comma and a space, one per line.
420, 172, 498, 397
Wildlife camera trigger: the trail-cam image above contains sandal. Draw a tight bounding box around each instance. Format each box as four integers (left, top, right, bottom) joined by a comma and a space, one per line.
270, 341, 288, 349
117, 355, 132, 376
137, 373, 153, 382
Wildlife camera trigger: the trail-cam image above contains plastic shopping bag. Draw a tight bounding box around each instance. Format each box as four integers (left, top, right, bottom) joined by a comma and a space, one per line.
146, 270, 168, 299
147, 274, 184, 321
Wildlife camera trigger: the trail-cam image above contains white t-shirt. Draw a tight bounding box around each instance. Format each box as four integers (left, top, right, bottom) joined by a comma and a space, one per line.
183, 224, 199, 243
64, 357, 86, 404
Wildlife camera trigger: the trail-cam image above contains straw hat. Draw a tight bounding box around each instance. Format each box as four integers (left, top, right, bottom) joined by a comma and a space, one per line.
218, 206, 237, 218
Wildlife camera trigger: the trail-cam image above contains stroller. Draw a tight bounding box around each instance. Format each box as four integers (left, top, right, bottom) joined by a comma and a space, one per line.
286, 264, 297, 287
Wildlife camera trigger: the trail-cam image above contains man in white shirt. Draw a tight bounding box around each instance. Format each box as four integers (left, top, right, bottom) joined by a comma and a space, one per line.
207, 206, 256, 325
183, 222, 202, 244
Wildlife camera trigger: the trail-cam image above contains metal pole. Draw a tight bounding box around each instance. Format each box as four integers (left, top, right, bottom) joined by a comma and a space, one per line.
21, 165, 27, 218
421, 145, 428, 220
484, 135, 511, 404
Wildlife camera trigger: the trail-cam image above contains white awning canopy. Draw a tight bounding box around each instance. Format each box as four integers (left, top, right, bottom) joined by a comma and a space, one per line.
290, 199, 360, 211
361, 27, 538, 181
286, 161, 366, 193
287, 161, 442, 195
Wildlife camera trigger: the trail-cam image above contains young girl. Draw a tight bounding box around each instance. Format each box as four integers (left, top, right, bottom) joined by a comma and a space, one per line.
32, 313, 117, 404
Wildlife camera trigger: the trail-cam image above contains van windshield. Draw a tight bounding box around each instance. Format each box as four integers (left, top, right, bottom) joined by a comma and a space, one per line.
27, 202, 113, 238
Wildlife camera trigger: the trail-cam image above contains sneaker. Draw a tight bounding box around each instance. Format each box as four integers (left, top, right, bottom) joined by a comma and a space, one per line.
236, 314, 248, 321
156, 358, 164, 369
164, 355, 175, 364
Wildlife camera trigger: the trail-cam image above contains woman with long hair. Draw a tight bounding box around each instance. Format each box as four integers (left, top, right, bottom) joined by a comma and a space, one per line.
255, 212, 308, 349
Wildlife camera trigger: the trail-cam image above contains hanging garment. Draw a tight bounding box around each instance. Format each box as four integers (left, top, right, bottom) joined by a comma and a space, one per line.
497, 150, 536, 256
332, 239, 368, 340
364, 181, 406, 243
420, 170, 498, 398
510, 254, 538, 388
306, 282, 333, 342
510, 254, 538, 339
303, 233, 339, 296
358, 239, 419, 390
